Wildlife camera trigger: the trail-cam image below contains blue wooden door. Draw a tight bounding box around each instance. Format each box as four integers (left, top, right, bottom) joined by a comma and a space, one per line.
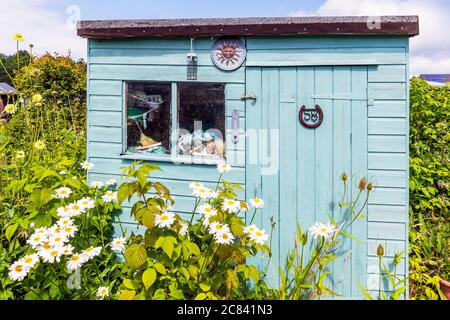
245, 66, 369, 298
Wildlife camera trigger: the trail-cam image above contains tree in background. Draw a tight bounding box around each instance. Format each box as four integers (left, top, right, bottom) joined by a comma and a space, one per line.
0, 51, 31, 85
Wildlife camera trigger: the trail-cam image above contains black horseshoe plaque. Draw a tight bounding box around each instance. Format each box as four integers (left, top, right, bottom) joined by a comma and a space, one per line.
299, 105, 323, 129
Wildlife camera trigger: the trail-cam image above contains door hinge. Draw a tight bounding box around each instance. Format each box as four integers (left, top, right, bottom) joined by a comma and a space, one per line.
241, 94, 257, 101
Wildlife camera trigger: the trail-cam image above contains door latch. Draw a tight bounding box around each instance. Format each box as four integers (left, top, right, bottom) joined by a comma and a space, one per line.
241, 94, 257, 101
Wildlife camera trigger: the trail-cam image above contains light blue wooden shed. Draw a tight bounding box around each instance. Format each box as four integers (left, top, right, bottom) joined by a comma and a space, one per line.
77, 16, 419, 299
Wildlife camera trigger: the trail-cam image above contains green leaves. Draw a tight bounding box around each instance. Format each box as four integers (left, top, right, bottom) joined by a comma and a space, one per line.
155, 236, 177, 258
125, 244, 148, 269
142, 268, 157, 290
5, 223, 18, 242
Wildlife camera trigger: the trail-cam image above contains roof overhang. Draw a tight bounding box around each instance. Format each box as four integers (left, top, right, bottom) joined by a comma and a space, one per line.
77, 16, 419, 39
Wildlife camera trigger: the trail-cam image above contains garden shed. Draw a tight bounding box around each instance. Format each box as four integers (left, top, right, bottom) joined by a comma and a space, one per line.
77, 16, 419, 299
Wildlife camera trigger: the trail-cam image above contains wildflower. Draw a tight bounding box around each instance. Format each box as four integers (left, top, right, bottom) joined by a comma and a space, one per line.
68, 203, 84, 217
32, 94, 43, 106
55, 187, 72, 199
341, 172, 348, 182
309, 222, 337, 240
217, 162, 231, 173
221, 199, 241, 213
59, 170, 66, 175
27, 233, 46, 249
106, 179, 117, 186
179, 222, 188, 236
80, 161, 94, 170
90, 181, 104, 189
57, 205, 72, 218
20, 254, 39, 270
62, 244, 75, 255
189, 182, 204, 190
209, 222, 231, 236
82, 246, 102, 259
376, 244, 385, 257
193, 187, 215, 199
40, 247, 64, 263
358, 177, 367, 191
202, 216, 210, 227
16, 150, 25, 159
57, 217, 74, 228
250, 197, 264, 209
34, 140, 46, 150
78, 197, 95, 210
214, 231, 235, 245
62, 225, 78, 238
4, 104, 17, 114
12, 33, 25, 42
67, 254, 87, 271
243, 225, 259, 235
110, 237, 127, 251
155, 212, 176, 228
198, 204, 217, 218
48, 225, 64, 237
240, 201, 249, 212
9, 261, 28, 281
96, 286, 110, 299
48, 234, 68, 247
102, 190, 117, 203
367, 183, 374, 192
249, 228, 269, 245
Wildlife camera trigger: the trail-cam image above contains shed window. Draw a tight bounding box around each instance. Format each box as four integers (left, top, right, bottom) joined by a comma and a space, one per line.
125, 81, 226, 162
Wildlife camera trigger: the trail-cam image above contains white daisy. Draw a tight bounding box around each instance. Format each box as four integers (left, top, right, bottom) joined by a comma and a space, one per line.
96, 286, 110, 299
189, 182, 204, 190
82, 246, 102, 259
55, 187, 72, 199
309, 222, 337, 240
62, 244, 75, 256
48, 225, 64, 237
62, 225, 78, 238
80, 161, 94, 170
67, 254, 87, 271
209, 222, 231, 236
179, 222, 188, 236
48, 234, 68, 248
250, 197, 265, 209
249, 228, 269, 245
202, 216, 211, 227
154, 212, 176, 228
214, 231, 235, 245
34, 227, 48, 235
27, 233, 47, 249
9, 261, 29, 281
110, 237, 127, 251
90, 181, 104, 189
68, 202, 85, 217
20, 254, 39, 270
217, 162, 231, 173
102, 190, 117, 203
106, 179, 117, 186
40, 247, 64, 263
221, 199, 241, 213
57, 205, 72, 218
243, 225, 259, 235
193, 187, 215, 199
198, 204, 218, 218
77, 197, 95, 210
57, 217, 74, 228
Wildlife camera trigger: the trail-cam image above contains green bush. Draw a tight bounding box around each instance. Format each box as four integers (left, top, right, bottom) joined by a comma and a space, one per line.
409, 77, 450, 299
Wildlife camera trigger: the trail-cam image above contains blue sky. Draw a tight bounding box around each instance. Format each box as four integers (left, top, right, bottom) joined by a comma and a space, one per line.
1, 0, 449, 75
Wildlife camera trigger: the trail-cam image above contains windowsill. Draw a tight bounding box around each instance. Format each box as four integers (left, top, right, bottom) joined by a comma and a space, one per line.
120, 152, 226, 166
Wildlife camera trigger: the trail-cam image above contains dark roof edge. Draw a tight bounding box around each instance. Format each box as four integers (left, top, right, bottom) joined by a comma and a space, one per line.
77, 16, 419, 39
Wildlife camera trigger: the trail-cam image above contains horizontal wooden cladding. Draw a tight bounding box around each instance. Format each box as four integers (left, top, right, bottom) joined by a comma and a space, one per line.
368, 187, 406, 206
246, 47, 406, 67
368, 204, 407, 223
368, 118, 406, 135
367, 240, 406, 257
368, 153, 407, 171
368, 65, 407, 82
367, 257, 406, 275
368, 170, 407, 188
369, 83, 406, 100
367, 274, 406, 291
89, 80, 123, 96
88, 157, 245, 184
368, 221, 406, 241
368, 101, 406, 118
90, 38, 216, 50
368, 135, 406, 153
89, 64, 245, 83
89, 126, 122, 143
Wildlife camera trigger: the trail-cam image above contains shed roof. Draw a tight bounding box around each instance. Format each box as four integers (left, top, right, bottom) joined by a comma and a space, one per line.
0, 83, 17, 95
77, 16, 419, 39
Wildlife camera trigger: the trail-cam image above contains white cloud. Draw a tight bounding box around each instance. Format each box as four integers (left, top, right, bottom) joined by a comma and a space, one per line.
0, 0, 86, 60
290, 0, 450, 76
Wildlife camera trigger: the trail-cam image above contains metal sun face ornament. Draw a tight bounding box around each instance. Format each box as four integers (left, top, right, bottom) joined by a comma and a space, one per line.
211, 37, 247, 71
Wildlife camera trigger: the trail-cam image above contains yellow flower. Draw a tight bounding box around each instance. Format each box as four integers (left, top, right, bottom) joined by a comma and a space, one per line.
4, 104, 17, 114
16, 151, 25, 159
32, 94, 43, 105
34, 140, 46, 151
12, 33, 25, 42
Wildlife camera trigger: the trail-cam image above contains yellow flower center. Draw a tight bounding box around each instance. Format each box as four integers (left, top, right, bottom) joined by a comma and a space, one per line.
65, 227, 72, 233
255, 231, 263, 237
33, 236, 41, 242
72, 256, 80, 262
215, 225, 223, 230
24, 258, 33, 264
15, 265, 23, 272
223, 234, 229, 239
160, 216, 169, 221
320, 227, 327, 233
205, 208, 211, 213
42, 242, 51, 250
50, 250, 59, 257
72, 205, 80, 211
85, 247, 93, 252
227, 201, 234, 205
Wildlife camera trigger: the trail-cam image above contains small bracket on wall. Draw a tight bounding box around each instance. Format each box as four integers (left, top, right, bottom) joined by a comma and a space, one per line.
241, 94, 257, 101
232, 110, 240, 144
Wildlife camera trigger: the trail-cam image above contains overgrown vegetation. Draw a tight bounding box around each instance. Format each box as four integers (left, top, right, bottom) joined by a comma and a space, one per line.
409, 77, 450, 299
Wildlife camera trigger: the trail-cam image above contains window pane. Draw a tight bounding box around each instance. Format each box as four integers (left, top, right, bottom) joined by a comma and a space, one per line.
177, 83, 226, 159
126, 82, 171, 155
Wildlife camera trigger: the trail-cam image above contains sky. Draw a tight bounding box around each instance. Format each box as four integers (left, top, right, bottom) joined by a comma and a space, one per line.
0, 0, 449, 76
